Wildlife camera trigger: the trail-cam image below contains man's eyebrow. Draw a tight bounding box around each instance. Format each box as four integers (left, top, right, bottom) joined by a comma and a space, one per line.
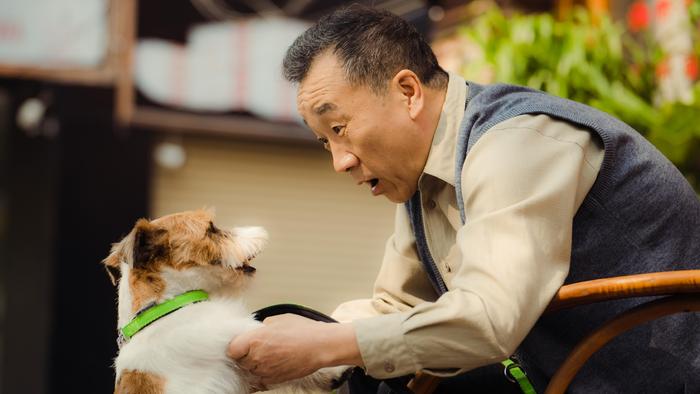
313, 102, 337, 116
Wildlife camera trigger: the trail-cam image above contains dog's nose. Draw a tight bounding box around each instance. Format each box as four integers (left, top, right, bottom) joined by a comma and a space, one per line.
236, 265, 256, 274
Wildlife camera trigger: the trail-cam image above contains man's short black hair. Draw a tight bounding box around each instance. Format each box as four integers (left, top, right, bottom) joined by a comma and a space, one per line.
282, 4, 448, 93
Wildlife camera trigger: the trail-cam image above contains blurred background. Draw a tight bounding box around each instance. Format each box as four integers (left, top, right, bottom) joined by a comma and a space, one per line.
0, 0, 697, 393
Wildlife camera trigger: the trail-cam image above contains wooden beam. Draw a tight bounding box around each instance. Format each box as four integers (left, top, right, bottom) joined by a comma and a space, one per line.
0, 64, 114, 86
113, 0, 137, 125
131, 106, 315, 144
0, 0, 123, 86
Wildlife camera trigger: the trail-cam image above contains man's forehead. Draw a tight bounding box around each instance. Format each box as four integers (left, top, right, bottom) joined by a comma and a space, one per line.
297, 52, 347, 94
296, 53, 354, 125
296, 80, 341, 119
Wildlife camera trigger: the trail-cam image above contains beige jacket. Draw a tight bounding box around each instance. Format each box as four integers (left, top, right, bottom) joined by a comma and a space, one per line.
332, 73, 605, 379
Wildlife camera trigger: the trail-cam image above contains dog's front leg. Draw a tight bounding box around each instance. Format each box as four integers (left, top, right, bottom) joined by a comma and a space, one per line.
115, 370, 166, 394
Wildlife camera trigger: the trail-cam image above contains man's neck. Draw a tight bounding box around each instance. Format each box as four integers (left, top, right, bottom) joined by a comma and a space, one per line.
422, 85, 449, 142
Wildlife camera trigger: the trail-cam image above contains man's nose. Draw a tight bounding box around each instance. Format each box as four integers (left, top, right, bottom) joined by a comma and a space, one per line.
332, 151, 359, 173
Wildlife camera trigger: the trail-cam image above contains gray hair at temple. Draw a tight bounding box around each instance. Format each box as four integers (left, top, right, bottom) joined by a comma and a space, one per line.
282, 4, 448, 94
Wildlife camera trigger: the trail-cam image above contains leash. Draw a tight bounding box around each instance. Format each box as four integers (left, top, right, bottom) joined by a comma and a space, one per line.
253, 303, 354, 390
118, 289, 209, 347
502, 357, 536, 394
254, 303, 337, 323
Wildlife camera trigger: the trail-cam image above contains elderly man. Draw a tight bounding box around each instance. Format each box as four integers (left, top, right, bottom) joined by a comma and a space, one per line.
228, 5, 700, 393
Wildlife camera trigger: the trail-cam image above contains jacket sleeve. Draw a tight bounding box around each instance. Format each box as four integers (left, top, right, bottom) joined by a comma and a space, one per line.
331, 205, 438, 323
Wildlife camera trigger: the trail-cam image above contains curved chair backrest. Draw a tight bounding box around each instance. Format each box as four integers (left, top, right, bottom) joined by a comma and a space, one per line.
408, 270, 700, 394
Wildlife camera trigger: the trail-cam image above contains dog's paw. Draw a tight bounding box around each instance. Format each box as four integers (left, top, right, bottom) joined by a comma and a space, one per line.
311, 365, 354, 390
280, 365, 353, 392
328, 366, 355, 390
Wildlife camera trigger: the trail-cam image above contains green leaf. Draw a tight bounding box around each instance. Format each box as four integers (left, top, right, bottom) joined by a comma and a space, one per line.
451, 5, 700, 191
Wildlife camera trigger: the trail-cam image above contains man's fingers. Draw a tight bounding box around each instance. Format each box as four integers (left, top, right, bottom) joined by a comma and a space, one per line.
227, 332, 252, 360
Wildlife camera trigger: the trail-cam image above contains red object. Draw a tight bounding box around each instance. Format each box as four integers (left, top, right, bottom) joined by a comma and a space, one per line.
656, 59, 670, 78
628, 1, 650, 32
655, 0, 672, 19
687, 56, 699, 80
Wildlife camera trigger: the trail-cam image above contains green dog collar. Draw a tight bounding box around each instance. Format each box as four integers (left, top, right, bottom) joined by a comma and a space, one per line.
119, 290, 209, 343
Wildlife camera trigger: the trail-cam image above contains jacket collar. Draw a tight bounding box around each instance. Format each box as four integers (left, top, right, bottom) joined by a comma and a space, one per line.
421, 72, 469, 188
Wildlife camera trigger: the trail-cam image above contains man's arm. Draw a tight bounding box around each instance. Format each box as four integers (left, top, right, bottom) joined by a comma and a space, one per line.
350, 116, 604, 378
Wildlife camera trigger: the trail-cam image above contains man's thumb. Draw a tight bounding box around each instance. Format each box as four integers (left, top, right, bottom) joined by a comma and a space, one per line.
227, 334, 250, 360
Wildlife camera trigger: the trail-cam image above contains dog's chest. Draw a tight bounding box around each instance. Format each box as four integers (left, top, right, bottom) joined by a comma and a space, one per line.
115, 299, 261, 394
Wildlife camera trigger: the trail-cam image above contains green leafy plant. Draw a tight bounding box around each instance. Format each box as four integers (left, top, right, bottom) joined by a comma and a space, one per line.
453, 3, 700, 191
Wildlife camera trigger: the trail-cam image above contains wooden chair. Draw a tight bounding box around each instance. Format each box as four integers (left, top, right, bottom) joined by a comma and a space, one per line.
407, 270, 700, 394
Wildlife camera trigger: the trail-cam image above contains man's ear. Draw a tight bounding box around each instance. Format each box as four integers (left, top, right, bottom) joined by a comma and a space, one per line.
132, 219, 169, 270
392, 69, 424, 120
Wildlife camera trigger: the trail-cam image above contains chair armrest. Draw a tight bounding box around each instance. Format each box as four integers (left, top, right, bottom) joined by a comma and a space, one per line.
545, 270, 700, 312
408, 270, 700, 394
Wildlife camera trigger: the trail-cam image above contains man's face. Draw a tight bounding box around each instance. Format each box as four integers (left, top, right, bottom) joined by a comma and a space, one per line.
296, 52, 428, 203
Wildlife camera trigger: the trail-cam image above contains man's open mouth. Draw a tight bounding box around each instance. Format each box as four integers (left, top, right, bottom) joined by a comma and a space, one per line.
370, 178, 379, 188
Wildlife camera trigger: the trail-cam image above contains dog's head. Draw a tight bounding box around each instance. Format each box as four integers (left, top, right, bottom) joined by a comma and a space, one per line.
103, 209, 267, 313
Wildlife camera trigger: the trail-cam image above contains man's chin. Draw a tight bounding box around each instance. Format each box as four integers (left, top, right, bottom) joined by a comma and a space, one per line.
384, 189, 415, 204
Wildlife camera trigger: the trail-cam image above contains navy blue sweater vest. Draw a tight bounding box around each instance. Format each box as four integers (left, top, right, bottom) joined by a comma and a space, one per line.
406, 82, 700, 392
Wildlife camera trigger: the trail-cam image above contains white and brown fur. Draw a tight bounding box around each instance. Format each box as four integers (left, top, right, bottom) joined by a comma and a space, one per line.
104, 210, 343, 394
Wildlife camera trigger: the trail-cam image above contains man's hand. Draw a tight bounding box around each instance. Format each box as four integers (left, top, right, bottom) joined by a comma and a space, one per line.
227, 313, 362, 387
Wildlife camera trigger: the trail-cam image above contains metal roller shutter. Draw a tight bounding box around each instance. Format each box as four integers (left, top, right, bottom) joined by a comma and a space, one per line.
151, 135, 395, 314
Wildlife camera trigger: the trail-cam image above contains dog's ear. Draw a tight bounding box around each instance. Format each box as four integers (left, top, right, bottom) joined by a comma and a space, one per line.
132, 219, 169, 270
103, 264, 121, 286
102, 229, 136, 286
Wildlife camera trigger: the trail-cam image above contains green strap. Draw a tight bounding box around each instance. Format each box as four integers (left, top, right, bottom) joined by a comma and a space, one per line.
121, 290, 209, 340
502, 358, 537, 394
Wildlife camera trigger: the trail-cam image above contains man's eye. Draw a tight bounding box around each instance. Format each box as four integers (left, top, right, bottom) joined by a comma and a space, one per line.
332, 125, 344, 134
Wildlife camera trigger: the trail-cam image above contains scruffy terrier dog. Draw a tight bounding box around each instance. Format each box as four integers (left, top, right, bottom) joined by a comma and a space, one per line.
103, 210, 342, 393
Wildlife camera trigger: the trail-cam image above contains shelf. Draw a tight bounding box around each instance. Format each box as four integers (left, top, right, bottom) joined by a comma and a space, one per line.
131, 106, 314, 144
0, 64, 116, 86
0, 0, 136, 123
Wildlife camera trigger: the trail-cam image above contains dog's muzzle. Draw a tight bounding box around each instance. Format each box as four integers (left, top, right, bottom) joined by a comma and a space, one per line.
236, 265, 256, 274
